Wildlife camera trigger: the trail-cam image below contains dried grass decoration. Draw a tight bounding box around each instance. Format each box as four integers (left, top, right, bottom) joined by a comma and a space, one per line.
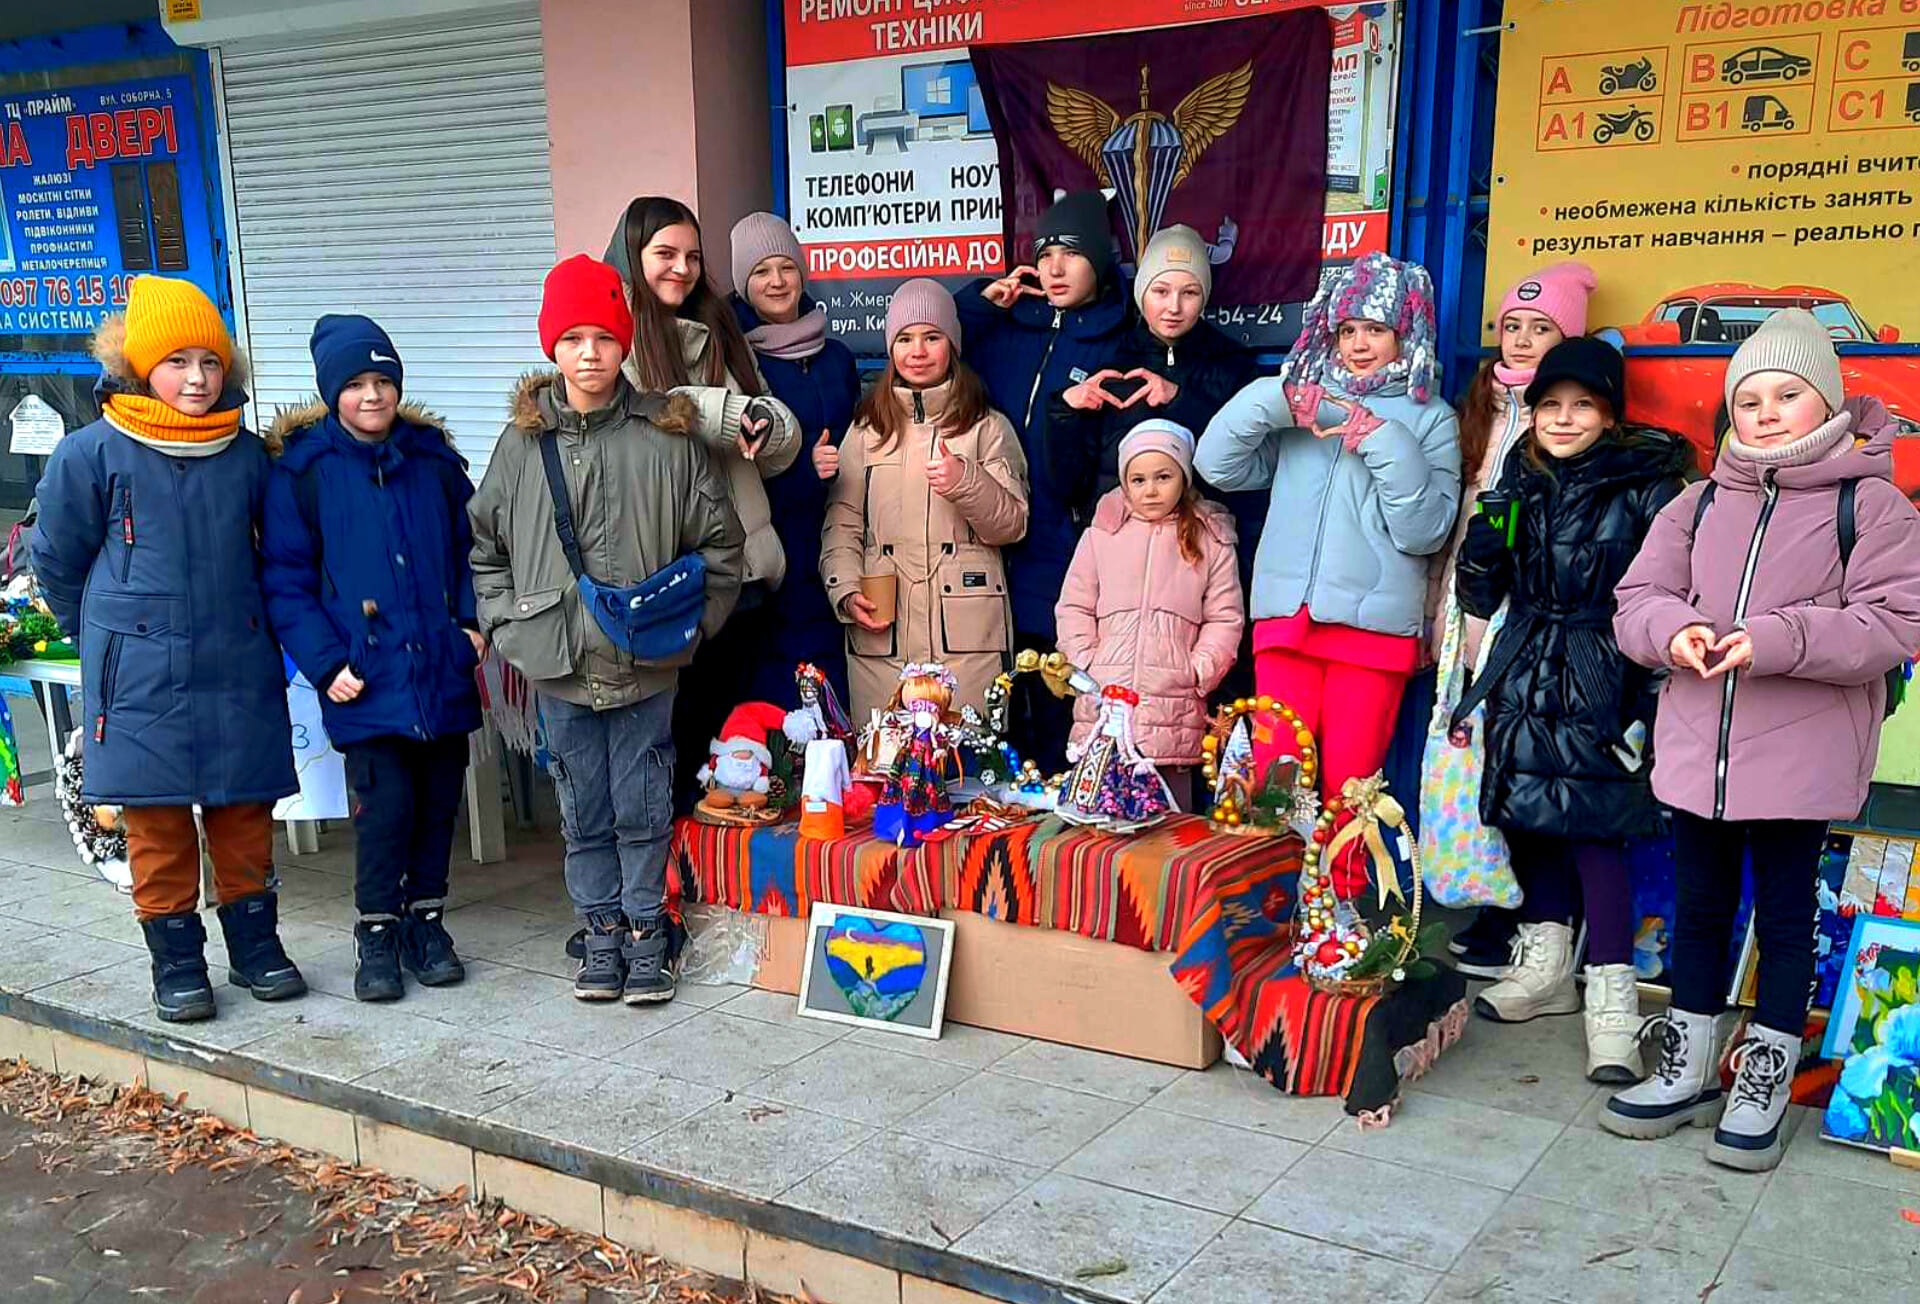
1296, 773, 1442, 996
1200, 695, 1320, 837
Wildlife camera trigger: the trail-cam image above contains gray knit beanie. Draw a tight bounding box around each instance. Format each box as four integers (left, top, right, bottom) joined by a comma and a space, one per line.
1725, 307, 1844, 414
729, 212, 805, 294
1133, 225, 1212, 313
884, 277, 962, 350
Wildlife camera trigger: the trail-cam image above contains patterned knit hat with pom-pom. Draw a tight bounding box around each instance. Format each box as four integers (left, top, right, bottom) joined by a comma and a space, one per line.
1277, 252, 1438, 403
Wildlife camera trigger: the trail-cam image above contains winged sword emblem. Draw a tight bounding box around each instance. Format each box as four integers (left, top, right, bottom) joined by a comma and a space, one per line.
1046, 61, 1252, 259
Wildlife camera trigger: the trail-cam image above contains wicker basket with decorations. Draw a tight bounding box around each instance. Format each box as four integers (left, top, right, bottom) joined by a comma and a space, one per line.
1296, 773, 1445, 997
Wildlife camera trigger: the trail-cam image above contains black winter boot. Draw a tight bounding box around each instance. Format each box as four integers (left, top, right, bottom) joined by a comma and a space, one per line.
353, 917, 405, 1002
140, 912, 216, 1023
215, 891, 307, 1001
400, 901, 465, 987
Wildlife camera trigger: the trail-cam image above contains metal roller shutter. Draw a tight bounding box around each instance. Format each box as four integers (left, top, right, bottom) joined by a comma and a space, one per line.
220, 9, 555, 480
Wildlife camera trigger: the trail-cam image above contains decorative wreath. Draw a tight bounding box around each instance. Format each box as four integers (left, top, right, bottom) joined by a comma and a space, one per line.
973, 649, 1090, 806
1200, 695, 1321, 838
53, 728, 131, 889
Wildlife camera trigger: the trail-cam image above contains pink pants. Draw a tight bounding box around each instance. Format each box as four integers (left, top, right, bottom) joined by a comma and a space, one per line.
1255, 648, 1409, 799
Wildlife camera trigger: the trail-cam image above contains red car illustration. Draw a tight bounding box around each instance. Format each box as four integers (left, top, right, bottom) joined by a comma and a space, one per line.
1612, 283, 1920, 499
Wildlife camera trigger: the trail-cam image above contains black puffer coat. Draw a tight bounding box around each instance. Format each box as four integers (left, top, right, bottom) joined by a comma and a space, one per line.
1454, 428, 1692, 838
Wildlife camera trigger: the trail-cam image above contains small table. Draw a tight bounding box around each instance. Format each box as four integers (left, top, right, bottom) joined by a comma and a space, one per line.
5, 656, 79, 774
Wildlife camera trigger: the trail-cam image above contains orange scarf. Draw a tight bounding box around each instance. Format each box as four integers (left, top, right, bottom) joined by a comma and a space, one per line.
104, 392, 241, 453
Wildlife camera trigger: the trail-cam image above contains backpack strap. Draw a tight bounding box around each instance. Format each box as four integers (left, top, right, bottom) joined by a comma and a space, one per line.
1690, 480, 1717, 537
536, 432, 588, 581
1837, 477, 1858, 573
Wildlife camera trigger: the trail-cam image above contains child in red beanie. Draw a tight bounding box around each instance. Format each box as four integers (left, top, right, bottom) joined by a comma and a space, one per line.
469, 254, 746, 1005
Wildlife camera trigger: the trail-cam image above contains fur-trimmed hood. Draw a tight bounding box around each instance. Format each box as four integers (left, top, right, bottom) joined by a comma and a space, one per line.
263, 398, 452, 458
90, 311, 251, 399
507, 369, 694, 436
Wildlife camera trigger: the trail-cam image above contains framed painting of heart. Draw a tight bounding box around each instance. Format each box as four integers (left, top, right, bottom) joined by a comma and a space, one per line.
797, 904, 955, 1039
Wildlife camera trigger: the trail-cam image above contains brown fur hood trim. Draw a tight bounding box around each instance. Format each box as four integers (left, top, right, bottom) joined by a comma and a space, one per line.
90, 311, 251, 394
262, 398, 452, 457
508, 369, 694, 436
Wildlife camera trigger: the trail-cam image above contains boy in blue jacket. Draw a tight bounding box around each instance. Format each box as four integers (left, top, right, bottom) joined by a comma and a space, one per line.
33, 276, 305, 1023
261, 316, 483, 1003
956, 190, 1129, 767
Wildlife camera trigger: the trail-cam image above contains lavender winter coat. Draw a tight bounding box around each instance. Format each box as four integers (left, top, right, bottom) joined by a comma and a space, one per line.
1614, 397, 1920, 822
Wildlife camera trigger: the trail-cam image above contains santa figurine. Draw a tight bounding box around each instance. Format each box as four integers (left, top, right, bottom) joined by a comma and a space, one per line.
697, 702, 788, 813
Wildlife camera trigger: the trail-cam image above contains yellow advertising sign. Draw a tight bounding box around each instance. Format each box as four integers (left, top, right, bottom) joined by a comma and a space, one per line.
1485, 0, 1920, 346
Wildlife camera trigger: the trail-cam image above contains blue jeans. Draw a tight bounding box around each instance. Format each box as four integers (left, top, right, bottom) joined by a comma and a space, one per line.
541, 690, 675, 925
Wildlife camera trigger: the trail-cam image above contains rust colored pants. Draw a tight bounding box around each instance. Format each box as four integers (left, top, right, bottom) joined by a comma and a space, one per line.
122, 803, 274, 920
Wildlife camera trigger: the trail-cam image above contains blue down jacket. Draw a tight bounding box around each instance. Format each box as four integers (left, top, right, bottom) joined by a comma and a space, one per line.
260, 402, 482, 749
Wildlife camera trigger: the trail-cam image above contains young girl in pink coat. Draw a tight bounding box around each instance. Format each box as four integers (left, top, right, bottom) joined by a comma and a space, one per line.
1056, 420, 1244, 809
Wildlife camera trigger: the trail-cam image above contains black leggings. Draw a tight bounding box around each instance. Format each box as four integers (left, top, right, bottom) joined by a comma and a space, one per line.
1506, 831, 1630, 966
1669, 809, 1827, 1035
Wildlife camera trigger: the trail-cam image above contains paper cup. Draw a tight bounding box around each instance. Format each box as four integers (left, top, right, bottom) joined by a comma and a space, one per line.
859, 573, 897, 625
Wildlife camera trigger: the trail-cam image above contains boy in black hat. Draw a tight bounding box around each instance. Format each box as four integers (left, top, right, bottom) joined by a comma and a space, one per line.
955, 190, 1130, 769
261, 315, 483, 1002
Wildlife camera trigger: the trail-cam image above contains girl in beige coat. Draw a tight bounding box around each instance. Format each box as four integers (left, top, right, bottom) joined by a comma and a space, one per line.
820, 279, 1029, 722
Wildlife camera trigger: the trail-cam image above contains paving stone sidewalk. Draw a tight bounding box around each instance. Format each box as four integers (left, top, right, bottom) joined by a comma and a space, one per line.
5, 698, 1920, 1301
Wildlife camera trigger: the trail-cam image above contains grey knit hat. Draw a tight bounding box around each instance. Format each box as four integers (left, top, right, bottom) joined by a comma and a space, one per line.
884, 277, 962, 350
1133, 225, 1211, 313
1725, 307, 1844, 414
729, 211, 805, 294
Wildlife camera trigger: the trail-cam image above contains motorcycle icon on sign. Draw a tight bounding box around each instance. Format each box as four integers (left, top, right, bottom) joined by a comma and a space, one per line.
1600, 57, 1658, 95
1594, 106, 1656, 144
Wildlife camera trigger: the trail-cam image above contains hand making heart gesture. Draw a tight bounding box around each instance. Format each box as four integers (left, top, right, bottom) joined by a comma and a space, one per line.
983, 265, 1046, 308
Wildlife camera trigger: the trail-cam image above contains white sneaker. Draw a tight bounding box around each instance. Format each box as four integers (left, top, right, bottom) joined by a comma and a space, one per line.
1709, 1023, 1798, 1171
1582, 964, 1643, 1084
1600, 1007, 1726, 1139
1473, 922, 1579, 1022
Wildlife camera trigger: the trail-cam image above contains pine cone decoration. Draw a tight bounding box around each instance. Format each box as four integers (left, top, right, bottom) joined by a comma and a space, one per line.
766, 774, 791, 809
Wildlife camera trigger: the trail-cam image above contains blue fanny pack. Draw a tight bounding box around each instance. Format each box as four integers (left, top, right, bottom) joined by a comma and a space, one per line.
538, 433, 705, 662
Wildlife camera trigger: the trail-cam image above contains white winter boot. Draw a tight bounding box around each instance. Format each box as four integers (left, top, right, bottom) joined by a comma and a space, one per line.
1473, 922, 1580, 1022
1599, 1007, 1726, 1139
1709, 1022, 1799, 1171
1583, 964, 1643, 1085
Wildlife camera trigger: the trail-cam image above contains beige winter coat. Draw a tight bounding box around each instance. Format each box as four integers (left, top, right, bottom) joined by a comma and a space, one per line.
820, 381, 1029, 721
619, 317, 800, 589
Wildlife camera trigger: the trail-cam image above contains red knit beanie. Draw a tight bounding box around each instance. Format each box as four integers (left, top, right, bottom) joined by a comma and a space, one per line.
538, 255, 633, 360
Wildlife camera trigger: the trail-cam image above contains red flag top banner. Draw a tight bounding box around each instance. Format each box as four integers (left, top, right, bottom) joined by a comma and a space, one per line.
970, 10, 1332, 307
784, 0, 1346, 65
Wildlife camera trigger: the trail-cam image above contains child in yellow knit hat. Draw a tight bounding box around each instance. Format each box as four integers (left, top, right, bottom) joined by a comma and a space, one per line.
32, 274, 309, 1024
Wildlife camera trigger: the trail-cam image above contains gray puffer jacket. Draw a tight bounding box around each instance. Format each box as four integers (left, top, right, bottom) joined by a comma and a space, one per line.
1195, 377, 1461, 636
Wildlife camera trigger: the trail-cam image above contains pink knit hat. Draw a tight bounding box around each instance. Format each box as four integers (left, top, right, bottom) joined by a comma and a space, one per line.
729, 212, 805, 293
1116, 419, 1196, 483
1498, 261, 1598, 339
884, 278, 962, 349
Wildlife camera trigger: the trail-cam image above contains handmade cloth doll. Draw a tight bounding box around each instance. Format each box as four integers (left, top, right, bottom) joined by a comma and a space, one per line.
873, 663, 965, 846
1056, 685, 1176, 831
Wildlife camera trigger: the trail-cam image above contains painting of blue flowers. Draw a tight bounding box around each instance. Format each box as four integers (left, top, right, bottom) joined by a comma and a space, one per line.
1821, 916, 1920, 1153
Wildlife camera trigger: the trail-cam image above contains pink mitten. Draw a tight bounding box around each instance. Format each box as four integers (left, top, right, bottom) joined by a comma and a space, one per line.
1339, 401, 1385, 452
1284, 380, 1327, 430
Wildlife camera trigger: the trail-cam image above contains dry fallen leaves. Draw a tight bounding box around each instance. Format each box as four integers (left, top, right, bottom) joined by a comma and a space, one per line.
0, 1057, 804, 1304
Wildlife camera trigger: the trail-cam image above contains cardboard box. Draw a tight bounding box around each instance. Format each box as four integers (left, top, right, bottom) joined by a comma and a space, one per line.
752, 910, 1220, 1070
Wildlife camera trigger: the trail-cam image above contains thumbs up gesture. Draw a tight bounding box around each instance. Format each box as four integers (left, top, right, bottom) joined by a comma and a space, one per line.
812, 429, 840, 480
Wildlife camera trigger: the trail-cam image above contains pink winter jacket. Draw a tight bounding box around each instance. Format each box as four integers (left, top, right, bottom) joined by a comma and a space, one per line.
1057, 490, 1245, 764
1614, 397, 1920, 822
